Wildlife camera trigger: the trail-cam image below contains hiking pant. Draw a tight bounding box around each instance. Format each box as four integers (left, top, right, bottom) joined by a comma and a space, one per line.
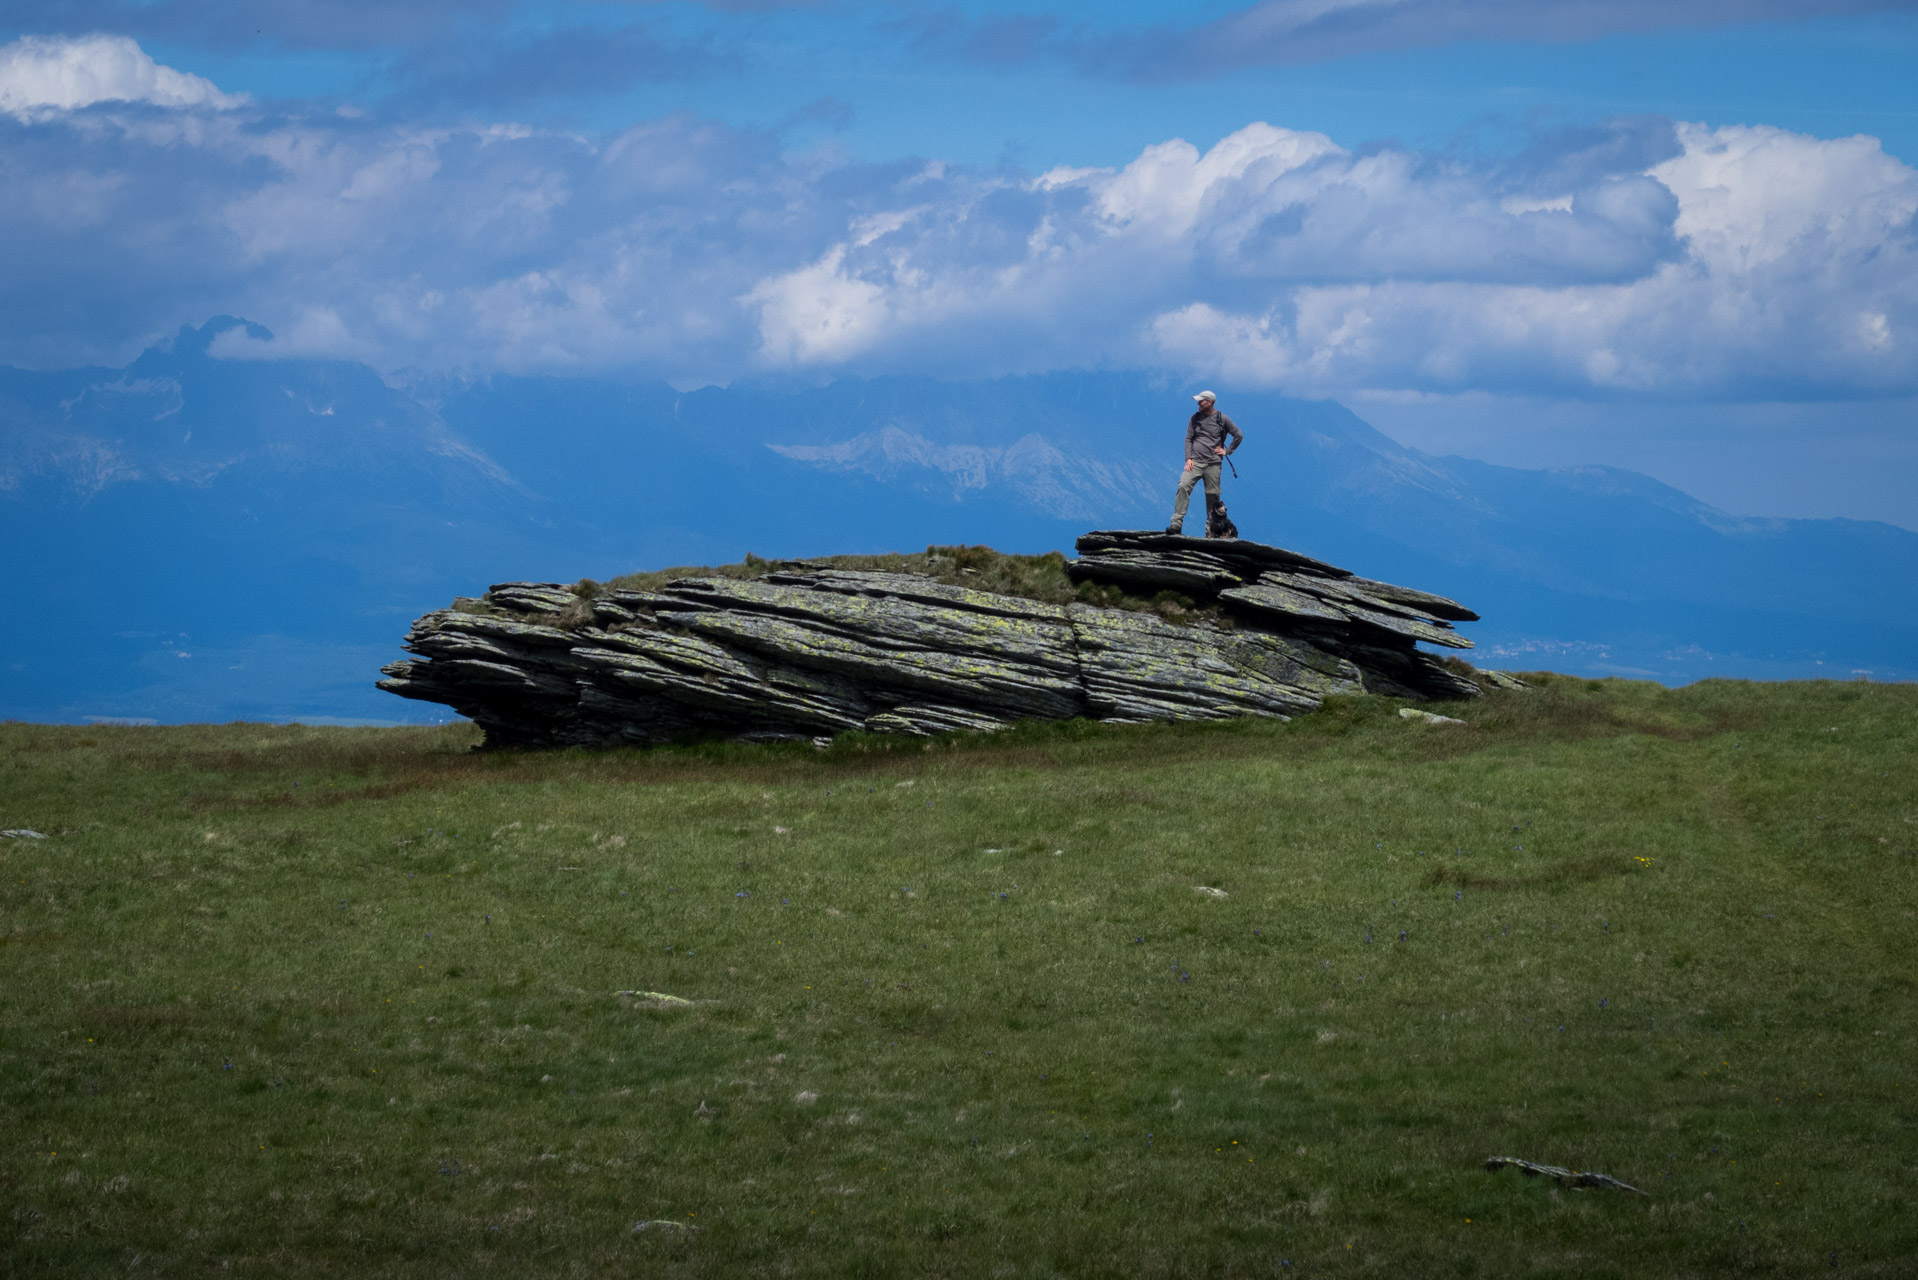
1169, 462, 1221, 528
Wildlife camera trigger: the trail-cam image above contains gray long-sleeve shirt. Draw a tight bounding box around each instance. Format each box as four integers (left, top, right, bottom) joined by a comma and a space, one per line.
1185, 408, 1243, 463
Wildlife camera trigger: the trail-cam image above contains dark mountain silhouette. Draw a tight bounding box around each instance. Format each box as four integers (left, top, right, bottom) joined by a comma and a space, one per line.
4, 317, 1911, 722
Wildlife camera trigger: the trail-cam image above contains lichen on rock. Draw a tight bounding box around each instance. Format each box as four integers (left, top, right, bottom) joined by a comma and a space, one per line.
379, 530, 1500, 748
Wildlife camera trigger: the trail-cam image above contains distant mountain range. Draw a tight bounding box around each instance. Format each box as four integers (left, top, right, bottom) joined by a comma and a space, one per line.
4, 317, 1912, 723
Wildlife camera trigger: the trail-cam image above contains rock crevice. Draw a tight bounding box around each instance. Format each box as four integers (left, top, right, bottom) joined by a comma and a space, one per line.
380, 531, 1494, 748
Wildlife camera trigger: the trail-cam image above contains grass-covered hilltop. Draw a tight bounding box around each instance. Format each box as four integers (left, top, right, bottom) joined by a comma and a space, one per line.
3, 676, 1915, 1275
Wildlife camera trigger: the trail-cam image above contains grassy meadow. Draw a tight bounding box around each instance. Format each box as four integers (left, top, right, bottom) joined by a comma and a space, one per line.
2, 676, 1915, 1276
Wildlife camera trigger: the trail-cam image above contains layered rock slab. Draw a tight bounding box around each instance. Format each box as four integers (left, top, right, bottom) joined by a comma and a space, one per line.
1068, 530, 1478, 630
379, 533, 1486, 748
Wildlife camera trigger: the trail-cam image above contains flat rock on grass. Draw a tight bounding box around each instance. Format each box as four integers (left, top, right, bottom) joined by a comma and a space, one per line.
380, 529, 1497, 748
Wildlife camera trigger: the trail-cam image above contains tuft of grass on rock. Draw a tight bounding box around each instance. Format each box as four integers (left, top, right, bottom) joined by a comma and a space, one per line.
601, 544, 1219, 623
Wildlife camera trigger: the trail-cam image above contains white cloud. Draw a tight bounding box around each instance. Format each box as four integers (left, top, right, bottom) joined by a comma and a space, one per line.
740, 119, 1916, 399
0, 81, 1912, 404
205, 310, 374, 362
744, 246, 893, 364
1500, 194, 1573, 215
1090, 123, 1343, 235
0, 35, 243, 117
1654, 123, 1918, 269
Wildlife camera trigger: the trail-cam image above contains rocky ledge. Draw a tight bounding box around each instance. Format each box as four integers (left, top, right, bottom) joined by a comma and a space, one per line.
378, 530, 1520, 749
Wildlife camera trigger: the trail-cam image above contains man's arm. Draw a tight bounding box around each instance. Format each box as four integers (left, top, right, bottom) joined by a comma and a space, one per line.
1219, 413, 1243, 456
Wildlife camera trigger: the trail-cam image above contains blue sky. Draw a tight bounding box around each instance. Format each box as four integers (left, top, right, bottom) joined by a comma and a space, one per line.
3, 0, 1916, 527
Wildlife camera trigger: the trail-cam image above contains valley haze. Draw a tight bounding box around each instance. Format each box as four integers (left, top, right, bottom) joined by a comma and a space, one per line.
3, 318, 1913, 726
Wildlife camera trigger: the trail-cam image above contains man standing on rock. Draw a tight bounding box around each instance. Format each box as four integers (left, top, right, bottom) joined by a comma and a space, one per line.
1166, 390, 1242, 536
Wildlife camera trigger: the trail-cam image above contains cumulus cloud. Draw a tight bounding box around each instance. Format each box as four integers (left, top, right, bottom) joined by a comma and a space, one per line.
740, 120, 1916, 398
0, 65, 862, 374
0, 41, 1911, 403
0, 34, 244, 116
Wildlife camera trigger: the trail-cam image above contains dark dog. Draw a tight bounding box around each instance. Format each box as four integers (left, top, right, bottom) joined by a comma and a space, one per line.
1205, 493, 1239, 540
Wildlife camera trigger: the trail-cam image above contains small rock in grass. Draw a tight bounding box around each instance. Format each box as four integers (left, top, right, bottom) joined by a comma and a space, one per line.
1193, 886, 1228, 898
1398, 707, 1467, 726
1483, 1156, 1643, 1193
794, 1090, 819, 1105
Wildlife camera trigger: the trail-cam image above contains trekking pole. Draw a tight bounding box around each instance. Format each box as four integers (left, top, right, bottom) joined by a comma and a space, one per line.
1226, 455, 1239, 479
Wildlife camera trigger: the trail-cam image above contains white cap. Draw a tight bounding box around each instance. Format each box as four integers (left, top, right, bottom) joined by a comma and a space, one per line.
1193, 390, 1216, 403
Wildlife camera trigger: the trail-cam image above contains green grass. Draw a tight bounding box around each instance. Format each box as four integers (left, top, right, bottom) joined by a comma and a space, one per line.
2, 676, 1915, 1276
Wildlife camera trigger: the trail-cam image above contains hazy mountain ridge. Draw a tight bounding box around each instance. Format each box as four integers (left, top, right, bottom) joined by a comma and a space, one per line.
4, 317, 1913, 722
767, 426, 1165, 518
2, 321, 524, 502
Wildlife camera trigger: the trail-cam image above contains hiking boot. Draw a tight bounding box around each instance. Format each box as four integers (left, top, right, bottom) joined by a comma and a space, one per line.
1164, 522, 1183, 535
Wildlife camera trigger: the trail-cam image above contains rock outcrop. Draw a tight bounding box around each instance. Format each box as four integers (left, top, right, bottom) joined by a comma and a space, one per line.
379, 531, 1507, 749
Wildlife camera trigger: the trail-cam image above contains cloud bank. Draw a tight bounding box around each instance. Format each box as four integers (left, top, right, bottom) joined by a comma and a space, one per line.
0, 33, 243, 115
0, 34, 1912, 402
